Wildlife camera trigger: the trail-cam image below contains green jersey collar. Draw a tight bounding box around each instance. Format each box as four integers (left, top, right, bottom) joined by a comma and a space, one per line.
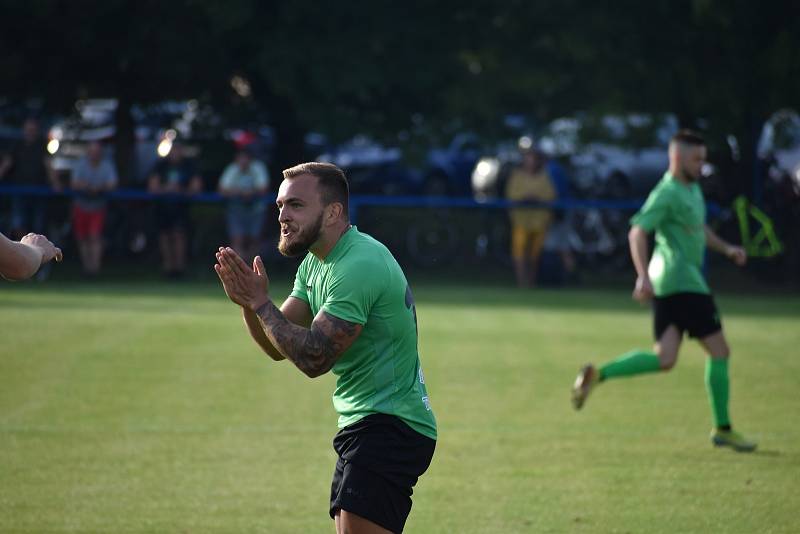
664, 170, 695, 189
323, 225, 358, 264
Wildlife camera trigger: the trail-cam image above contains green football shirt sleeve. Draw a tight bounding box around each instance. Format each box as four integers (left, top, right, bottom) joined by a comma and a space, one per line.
631, 186, 672, 232
289, 258, 310, 303
321, 259, 386, 325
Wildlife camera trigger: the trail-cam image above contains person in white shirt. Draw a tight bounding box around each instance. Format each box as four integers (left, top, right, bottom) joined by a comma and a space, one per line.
218, 147, 269, 262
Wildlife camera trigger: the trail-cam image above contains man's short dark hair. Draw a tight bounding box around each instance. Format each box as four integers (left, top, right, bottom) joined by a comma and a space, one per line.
670, 129, 706, 147
282, 162, 350, 217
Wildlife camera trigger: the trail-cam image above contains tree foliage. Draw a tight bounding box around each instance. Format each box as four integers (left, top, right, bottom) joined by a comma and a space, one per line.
1, 0, 798, 175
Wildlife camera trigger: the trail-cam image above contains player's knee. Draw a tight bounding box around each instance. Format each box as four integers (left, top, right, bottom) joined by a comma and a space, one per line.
659, 357, 677, 371
657, 350, 678, 371
709, 340, 731, 359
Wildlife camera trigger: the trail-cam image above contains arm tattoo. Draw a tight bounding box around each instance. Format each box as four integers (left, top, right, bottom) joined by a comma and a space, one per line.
255, 301, 359, 378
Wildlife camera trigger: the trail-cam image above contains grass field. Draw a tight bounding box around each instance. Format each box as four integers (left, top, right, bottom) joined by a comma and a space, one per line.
1, 281, 799, 533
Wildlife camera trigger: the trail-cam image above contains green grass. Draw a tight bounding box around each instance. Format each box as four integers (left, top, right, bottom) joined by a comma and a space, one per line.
1, 281, 799, 533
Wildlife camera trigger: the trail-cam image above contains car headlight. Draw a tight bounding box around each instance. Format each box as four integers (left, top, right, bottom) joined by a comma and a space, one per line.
471, 158, 500, 192
157, 129, 177, 157
46, 139, 60, 155
157, 138, 172, 157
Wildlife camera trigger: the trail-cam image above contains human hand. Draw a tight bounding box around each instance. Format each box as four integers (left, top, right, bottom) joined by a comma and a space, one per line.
726, 245, 747, 267
632, 275, 654, 303
20, 233, 63, 263
214, 247, 269, 311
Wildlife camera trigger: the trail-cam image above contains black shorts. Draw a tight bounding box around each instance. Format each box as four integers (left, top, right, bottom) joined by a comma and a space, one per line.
329, 414, 436, 533
653, 292, 722, 340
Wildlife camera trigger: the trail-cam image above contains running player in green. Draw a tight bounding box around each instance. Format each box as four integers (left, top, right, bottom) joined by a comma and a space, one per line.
215, 162, 436, 533
571, 130, 756, 452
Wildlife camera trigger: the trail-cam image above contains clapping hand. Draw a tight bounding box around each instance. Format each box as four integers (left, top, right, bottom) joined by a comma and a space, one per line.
214, 247, 270, 311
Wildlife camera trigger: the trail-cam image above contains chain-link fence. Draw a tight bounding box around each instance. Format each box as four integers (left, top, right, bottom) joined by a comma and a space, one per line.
2, 186, 798, 287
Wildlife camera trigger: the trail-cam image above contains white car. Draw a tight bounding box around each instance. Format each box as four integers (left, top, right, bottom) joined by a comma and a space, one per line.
472, 113, 679, 200
758, 109, 800, 192
47, 99, 207, 182
543, 114, 677, 197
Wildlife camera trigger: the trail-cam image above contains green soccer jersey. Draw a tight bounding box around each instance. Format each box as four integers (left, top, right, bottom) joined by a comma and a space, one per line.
289, 227, 437, 440
630, 172, 710, 297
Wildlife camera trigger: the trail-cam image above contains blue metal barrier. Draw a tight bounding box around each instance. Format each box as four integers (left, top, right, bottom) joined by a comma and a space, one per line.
0, 185, 721, 224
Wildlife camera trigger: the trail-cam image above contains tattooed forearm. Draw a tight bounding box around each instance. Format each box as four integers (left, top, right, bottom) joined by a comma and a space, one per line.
254, 301, 359, 378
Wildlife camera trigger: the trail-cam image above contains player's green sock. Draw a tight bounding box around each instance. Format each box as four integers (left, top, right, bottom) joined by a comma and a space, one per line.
705, 358, 730, 428
599, 350, 661, 381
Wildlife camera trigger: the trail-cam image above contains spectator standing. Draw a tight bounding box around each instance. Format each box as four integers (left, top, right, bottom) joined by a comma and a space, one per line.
505, 143, 557, 288
218, 147, 269, 262
70, 141, 117, 276
147, 143, 202, 278
0, 118, 60, 238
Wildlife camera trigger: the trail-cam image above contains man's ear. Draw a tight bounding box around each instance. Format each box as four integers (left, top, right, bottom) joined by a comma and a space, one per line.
326, 202, 343, 225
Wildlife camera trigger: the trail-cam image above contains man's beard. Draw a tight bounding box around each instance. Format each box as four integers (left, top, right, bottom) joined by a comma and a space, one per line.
278, 213, 323, 257
681, 164, 701, 182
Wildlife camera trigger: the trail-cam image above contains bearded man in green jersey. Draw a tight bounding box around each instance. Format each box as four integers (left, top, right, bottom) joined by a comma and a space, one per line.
215, 162, 436, 533
571, 130, 756, 452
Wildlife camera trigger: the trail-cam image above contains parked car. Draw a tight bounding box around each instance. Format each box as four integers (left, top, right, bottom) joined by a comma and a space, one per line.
758, 109, 800, 194
317, 136, 421, 195
48, 99, 121, 173
47, 99, 228, 184
423, 133, 483, 196
550, 114, 678, 197
472, 113, 680, 200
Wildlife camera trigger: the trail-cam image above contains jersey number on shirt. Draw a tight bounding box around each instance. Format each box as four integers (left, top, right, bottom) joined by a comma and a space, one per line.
406, 285, 432, 410
405, 284, 418, 336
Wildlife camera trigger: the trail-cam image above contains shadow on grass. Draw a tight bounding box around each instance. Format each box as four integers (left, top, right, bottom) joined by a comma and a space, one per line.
413, 286, 800, 318
2, 279, 799, 318
0, 280, 229, 312
753, 449, 782, 457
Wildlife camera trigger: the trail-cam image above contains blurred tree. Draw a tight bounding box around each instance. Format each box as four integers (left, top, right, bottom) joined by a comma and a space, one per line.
432, 0, 800, 196
192, 0, 471, 161
0, 0, 231, 183
1, 0, 798, 194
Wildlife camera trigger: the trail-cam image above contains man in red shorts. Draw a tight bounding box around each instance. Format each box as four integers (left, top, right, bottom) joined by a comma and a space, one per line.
71, 141, 118, 276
